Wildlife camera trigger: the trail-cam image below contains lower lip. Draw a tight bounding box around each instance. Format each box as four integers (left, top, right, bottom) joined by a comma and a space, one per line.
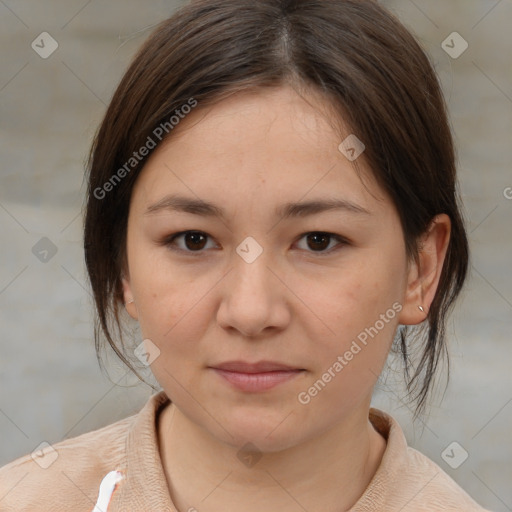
212, 369, 303, 392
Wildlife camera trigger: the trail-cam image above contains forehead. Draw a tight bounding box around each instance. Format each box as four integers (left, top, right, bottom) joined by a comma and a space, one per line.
130, 85, 390, 216
167, 85, 345, 160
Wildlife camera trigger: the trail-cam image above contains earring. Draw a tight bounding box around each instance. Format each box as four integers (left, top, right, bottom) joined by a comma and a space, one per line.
418, 305, 425, 312
125, 299, 134, 308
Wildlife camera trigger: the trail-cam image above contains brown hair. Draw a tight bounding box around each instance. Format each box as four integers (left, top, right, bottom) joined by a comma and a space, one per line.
83, 0, 469, 417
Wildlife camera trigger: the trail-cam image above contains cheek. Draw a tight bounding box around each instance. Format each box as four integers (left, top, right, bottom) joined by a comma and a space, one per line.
294, 250, 404, 382
300, 254, 399, 332
294, 287, 399, 422
127, 251, 204, 348
133, 274, 210, 395
136, 284, 205, 347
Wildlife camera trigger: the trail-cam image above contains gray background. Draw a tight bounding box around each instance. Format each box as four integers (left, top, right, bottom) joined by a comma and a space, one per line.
0, 1, 511, 510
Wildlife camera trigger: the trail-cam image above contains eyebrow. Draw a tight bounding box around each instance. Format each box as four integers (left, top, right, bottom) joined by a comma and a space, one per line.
144, 194, 371, 219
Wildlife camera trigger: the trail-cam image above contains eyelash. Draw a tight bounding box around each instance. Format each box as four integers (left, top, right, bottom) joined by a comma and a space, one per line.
160, 230, 349, 256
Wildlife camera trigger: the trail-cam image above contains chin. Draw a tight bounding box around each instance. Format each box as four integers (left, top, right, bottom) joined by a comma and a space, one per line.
213, 404, 305, 453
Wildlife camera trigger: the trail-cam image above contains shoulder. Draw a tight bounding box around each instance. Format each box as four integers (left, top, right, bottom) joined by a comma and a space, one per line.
403, 446, 491, 511
360, 408, 492, 512
0, 413, 135, 512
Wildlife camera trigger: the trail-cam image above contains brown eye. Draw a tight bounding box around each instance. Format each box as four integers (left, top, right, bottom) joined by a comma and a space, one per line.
306, 233, 330, 251
182, 231, 207, 250
295, 232, 347, 254
164, 231, 215, 253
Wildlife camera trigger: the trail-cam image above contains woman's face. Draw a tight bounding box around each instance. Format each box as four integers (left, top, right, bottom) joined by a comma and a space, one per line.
123, 85, 416, 451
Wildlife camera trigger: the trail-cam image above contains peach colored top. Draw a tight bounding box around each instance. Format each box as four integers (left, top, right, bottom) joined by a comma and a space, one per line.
0, 391, 491, 511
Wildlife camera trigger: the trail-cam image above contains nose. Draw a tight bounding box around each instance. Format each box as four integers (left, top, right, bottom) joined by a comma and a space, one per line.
216, 245, 290, 338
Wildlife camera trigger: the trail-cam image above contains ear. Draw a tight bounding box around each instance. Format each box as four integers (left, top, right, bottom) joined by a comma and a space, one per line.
122, 273, 139, 320
398, 214, 451, 325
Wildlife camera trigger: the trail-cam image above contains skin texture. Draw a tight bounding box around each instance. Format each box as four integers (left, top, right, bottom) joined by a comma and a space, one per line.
122, 84, 451, 512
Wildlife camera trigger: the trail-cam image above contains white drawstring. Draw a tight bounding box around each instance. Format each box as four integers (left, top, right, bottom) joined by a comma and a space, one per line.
91, 470, 124, 512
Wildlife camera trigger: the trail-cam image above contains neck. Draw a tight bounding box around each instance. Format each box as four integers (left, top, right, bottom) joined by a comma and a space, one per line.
158, 402, 386, 512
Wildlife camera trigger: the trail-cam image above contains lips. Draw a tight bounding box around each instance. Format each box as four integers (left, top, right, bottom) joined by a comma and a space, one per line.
211, 360, 303, 373
209, 360, 305, 392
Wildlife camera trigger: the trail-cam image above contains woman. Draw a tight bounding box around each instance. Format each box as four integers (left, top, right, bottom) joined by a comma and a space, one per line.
0, 0, 491, 510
